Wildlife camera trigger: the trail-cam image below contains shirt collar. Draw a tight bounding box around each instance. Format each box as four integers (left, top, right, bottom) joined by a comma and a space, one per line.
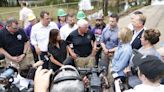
40, 22, 51, 28
108, 25, 118, 31
134, 27, 144, 34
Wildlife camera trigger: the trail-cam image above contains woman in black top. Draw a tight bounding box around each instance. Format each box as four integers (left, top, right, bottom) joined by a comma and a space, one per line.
48, 29, 67, 72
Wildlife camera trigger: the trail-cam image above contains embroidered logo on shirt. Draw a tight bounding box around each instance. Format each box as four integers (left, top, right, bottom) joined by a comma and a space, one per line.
17, 34, 22, 40
87, 35, 91, 40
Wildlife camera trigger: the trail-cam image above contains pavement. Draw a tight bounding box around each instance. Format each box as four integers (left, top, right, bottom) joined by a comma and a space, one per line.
118, 5, 164, 48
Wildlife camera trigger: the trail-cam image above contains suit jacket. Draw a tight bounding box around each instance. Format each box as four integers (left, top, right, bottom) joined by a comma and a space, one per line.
131, 29, 144, 50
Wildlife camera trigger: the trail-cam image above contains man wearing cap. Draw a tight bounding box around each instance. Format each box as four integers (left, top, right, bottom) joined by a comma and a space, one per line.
115, 54, 164, 92
66, 19, 96, 68
57, 9, 67, 29
92, 14, 106, 65
25, 13, 38, 62
0, 18, 29, 69
60, 13, 78, 40
30, 11, 58, 69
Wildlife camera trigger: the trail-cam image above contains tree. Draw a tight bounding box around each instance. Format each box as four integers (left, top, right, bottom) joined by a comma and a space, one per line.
0, 0, 8, 7
103, 0, 108, 16
16, 0, 20, 6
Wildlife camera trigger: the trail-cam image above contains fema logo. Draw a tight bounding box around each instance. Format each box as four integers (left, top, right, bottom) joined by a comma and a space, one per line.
17, 34, 22, 40
87, 35, 91, 40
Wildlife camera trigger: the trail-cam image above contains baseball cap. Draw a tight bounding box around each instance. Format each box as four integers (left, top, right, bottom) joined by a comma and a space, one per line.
132, 49, 164, 81
95, 13, 104, 20
132, 49, 162, 67
28, 13, 36, 21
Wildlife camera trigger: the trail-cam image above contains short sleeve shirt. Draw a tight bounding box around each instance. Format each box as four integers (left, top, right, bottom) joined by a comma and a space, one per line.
0, 28, 28, 56
66, 30, 95, 57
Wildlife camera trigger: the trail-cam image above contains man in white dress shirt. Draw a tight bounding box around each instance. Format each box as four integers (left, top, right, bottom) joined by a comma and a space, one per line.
60, 13, 78, 40
30, 11, 58, 69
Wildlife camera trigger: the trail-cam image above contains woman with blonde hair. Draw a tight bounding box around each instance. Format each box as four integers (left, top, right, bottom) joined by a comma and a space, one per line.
111, 27, 133, 85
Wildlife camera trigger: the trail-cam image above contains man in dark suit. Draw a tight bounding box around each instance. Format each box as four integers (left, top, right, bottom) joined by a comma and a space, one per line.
130, 14, 146, 49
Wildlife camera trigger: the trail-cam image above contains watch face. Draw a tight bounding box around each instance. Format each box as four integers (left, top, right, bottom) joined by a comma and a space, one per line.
17, 34, 22, 40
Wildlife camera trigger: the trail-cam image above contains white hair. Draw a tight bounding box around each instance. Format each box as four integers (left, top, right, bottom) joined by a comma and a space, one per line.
77, 19, 88, 28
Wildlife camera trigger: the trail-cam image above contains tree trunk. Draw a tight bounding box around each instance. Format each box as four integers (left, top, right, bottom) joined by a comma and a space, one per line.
103, 0, 108, 16
16, 0, 20, 6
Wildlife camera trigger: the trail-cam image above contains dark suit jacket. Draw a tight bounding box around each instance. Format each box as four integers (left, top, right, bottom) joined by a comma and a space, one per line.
131, 29, 144, 50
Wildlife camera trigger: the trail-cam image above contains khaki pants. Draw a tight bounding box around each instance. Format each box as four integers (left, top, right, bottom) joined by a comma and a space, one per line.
75, 56, 95, 68
99, 52, 114, 87
5, 53, 34, 71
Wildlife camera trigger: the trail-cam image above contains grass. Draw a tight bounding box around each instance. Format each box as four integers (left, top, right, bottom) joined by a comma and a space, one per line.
0, 3, 79, 21
0, 2, 102, 21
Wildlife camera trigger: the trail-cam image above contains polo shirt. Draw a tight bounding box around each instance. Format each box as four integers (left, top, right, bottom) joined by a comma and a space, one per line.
0, 28, 28, 56
66, 29, 95, 57
48, 40, 67, 71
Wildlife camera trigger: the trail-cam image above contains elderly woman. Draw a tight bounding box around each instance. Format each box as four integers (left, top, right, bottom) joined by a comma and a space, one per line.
111, 27, 133, 84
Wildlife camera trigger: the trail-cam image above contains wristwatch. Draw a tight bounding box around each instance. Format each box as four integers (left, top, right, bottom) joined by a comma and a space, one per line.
23, 53, 27, 56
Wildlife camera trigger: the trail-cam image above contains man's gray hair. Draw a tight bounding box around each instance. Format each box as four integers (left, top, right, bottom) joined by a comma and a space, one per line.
50, 65, 84, 92
77, 19, 88, 28
6, 17, 18, 26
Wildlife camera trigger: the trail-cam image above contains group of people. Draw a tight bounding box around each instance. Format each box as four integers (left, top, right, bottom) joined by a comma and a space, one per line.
0, 1, 164, 92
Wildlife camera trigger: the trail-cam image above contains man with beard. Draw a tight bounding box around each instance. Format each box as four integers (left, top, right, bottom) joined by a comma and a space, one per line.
60, 13, 78, 40
92, 14, 106, 65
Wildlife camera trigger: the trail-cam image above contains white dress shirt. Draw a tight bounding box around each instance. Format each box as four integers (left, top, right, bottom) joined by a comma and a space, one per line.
130, 28, 144, 44
30, 22, 58, 52
60, 24, 78, 40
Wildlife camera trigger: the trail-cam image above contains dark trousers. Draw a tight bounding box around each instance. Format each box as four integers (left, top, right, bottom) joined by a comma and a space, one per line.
30, 45, 39, 62
95, 48, 102, 65
40, 52, 49, 69
113, 76, 126, 92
